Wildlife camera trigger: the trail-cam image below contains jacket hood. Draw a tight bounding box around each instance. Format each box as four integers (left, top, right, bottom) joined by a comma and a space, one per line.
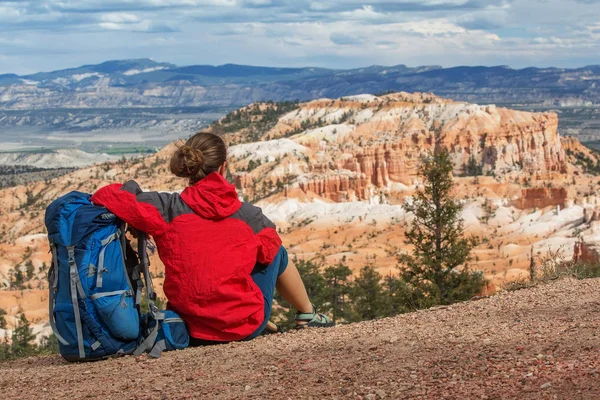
180, 172, 241, 219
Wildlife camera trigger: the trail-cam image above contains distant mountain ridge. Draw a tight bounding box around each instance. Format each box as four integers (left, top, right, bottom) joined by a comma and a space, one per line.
1, 58, 599, 110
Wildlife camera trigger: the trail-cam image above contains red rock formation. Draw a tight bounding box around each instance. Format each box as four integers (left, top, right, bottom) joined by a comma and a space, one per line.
225, 93, 580, 203
573, 238, 600, 265
297, 174, 371, 201
342, 145, 413, 187
512, 188, 568, 210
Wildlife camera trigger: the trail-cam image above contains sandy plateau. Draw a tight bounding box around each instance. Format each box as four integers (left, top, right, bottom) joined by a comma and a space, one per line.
1, 92, 600, 336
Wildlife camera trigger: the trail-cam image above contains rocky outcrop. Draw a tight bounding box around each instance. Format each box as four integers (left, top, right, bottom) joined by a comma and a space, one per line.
228, 93, 572, 201
441, 109, 565, 175
512, 188, 568, 210
297, 174, 372, 202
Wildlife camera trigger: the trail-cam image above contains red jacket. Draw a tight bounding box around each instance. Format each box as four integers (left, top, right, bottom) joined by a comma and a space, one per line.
90, 173, 282, 341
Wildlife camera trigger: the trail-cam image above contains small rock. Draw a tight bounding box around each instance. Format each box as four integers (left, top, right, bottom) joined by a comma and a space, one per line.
369, 345, 378, 351
185, 376, 194, 382
376, 389, 387, 399
245, 385, 251, 391
365, 394, 377, 400
83, 370, 91, 375
540, 382, 552, 390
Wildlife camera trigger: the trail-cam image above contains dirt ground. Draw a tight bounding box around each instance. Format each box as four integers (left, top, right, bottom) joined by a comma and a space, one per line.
1, 277, 599, 400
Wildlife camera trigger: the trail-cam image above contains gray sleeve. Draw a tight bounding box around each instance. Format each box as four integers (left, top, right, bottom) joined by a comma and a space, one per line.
229, 202, 276, 234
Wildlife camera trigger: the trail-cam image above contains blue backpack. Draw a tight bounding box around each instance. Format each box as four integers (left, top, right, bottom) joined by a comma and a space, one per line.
45, 191, 189, 362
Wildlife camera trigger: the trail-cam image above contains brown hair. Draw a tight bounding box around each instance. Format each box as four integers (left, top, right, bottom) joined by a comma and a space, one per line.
170, 131, 227, 185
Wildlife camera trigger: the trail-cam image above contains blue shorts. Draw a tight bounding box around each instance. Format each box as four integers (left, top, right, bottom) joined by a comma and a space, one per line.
244, 245, 288, 340
189, 246, 288, 345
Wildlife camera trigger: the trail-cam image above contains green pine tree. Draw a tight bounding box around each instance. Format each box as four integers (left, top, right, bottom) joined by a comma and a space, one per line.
25, 261, 35, 281
349, 266, 391, 321
382, 274, 419, 315
323, 263, 352, 323
399, 148, 486, 306
0, 331, 11, 361
0, 308, 6, 330
463, 154, 483, 177
11, 267, 25, 290
0, 308, 10, 361
11, 313, 36, 358
37, 334, 60, 355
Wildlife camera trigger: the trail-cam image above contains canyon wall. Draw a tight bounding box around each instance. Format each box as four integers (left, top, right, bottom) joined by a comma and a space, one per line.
228, 93, 568, 202
512, 188, 568, 210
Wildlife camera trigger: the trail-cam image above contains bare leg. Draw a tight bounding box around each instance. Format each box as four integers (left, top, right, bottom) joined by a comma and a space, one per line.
275, 261, 313, 316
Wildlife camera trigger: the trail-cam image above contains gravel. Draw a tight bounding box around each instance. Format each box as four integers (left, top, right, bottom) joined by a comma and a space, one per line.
1, 278, 599, 399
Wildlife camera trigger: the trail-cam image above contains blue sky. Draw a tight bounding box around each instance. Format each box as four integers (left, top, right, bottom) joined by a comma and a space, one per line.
0, 0, 599, 74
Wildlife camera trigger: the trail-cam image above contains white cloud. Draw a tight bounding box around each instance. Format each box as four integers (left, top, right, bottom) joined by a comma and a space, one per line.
0, 0, 600, 73
0, 6, 21, 19
98, 19, 160, 32
99, 13, 141, 23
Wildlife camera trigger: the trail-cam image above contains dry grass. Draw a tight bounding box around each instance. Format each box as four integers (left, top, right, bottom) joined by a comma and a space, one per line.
502, 246, 600, 292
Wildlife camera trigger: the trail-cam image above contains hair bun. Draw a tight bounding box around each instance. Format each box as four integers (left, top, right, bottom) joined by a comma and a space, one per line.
169, 131, 227, 184
170, 143, 205, 179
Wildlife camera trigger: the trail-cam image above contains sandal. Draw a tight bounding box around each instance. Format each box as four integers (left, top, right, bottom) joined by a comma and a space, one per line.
295, 304, 334, 329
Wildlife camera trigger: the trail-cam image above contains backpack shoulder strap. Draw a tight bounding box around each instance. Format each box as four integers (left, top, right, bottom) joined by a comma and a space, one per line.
48, 240, 69, 346
133, 230, 165, 357
67, 245, 86, 359
138, 231, 157, 308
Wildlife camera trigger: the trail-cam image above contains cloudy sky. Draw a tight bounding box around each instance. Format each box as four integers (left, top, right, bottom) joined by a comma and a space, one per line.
0, 0, 599, 74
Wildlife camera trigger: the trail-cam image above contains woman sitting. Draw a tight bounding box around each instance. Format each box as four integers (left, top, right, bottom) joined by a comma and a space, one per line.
91, 131, 332, 344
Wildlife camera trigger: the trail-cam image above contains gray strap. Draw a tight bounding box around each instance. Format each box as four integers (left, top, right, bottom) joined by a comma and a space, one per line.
50, 244, 59, 289
48, 266, 69, 346
97, 231, 121, 288
129, 264, 144, 306
101, 231, 121, 246
149, 339, 167, 358
135, 288, 143, 306
75, 275, 86, 299
87, 264, 96, 278
97, 246, 107, 288
133, 229, 163, 359
91, 341, 101, 351
133, 323, 159, 357
90, 289, 127, 300
67, 246, 85, 359
120, 225, 127, 261
138, 231, 158, 317
164, 317, 184, 324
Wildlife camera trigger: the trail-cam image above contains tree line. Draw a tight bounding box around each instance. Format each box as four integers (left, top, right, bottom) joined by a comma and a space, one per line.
0, 310, 58, 361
